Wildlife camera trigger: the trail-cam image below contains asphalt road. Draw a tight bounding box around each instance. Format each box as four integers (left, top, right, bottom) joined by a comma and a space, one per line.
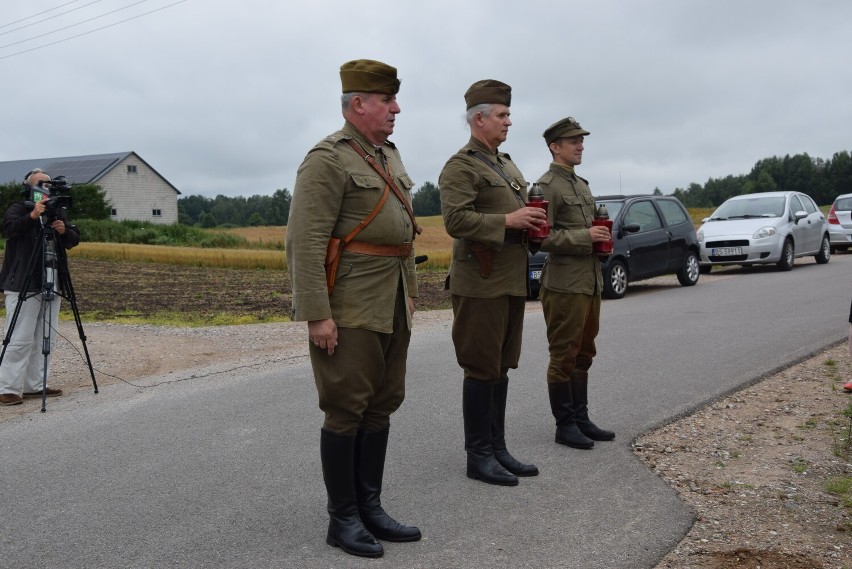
1, 255, 849, 569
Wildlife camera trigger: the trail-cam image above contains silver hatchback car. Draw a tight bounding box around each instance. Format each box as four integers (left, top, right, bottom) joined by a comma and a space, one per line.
697, 191, 831, 272
828, 193, 852, 253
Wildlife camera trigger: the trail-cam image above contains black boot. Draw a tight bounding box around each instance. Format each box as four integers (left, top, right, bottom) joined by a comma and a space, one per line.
491, 380, 538, 476
571, 371, 615, 441
547, 382, 594, 449
463, 379, 518, 486
320, 429, 384, 558
355, 427, 422, 542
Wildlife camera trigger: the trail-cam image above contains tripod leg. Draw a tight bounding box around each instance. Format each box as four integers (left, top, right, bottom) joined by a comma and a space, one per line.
56, 247, 98, 394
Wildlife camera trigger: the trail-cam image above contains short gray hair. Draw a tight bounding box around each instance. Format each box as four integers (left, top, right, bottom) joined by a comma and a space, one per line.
24, 168, 47, 184
341, 91, 369, 112
466, 103, 493, 125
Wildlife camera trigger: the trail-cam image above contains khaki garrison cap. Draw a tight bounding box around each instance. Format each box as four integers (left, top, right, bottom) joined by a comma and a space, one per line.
339, 59, 400, 94
543, 117, 590, 145
464, 79, 512, 109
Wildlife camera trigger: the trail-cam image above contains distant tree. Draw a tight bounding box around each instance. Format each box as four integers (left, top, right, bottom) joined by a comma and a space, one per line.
178, 189, 292, 227
69, 183, 111, 220
198, 211, 217, 228
412, 181, 441, 216
652, 187, 663, 196
248, 212, 265, 226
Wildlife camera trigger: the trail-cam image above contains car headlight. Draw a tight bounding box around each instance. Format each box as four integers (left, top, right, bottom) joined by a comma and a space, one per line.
697, 229, 704, 242
752, 226, 777, 240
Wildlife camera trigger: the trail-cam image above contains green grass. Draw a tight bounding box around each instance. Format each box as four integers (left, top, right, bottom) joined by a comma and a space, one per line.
78, 310, 291, 327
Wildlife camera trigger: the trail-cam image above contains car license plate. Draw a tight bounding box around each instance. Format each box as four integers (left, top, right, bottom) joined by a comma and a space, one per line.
530, 270, 542, 281
711, 247, 743, 256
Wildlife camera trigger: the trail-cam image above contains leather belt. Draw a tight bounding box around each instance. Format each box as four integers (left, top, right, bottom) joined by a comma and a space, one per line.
344, 241, 412, 258
503, 229, 528, 245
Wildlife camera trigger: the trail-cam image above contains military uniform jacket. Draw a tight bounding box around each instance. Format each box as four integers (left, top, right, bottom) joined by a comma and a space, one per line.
286, 122, 418, 333
439, 136, 530, 298
537, 163, 603, 295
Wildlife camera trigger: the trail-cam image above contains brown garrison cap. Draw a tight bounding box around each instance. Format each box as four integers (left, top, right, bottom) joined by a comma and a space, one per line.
543, 116, 590, 145
464, 79, 512, 109
339, 59, 400, 94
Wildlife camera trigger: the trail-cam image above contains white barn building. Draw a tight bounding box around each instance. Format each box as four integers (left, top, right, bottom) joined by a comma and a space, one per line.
0, 151, 180, 224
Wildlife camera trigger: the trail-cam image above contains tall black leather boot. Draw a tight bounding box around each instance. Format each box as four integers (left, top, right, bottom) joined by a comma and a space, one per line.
355, 427, 422, 542
320, 429, 384, 558
571, 371, 615, 441
547, 382, 594, 449
463, 379, 518, 486
491, 379, 539, 476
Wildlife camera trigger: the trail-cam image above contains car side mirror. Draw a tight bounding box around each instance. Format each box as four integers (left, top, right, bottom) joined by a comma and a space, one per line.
619, 223, 641, 237
793, 210, 807, 223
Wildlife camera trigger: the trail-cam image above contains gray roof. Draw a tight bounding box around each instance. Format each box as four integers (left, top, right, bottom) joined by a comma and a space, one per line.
0, 151, 180, 194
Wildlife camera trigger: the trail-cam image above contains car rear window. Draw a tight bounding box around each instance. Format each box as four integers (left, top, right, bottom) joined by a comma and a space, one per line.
598, 201, 622, 218
657, 200, 689, 226
836, 197, 852, 211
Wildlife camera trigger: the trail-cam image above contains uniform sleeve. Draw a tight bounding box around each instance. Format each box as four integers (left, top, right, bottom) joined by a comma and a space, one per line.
286, 145, 347, 322
439, 155, 507, 249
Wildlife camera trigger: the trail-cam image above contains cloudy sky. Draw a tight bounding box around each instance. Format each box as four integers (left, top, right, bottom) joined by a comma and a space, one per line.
1, 0, 850, 200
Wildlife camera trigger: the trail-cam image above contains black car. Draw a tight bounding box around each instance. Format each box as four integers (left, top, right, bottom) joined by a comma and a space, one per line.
528, 249, 546, 299
528, 195, 700, 300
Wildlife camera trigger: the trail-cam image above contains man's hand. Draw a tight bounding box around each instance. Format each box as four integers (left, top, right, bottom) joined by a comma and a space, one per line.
505, 206, 547, 230
51, 220, 66, 235
589, 225, 611, 243
29, 196, 48, 220
308, 318, 338, 355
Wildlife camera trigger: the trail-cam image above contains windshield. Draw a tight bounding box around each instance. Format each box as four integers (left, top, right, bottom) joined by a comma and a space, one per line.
709, 196, 786, 220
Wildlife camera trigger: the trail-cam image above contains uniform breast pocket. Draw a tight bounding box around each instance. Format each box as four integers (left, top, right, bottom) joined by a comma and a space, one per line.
350, 173, 384, 192
396, 173, 415, 192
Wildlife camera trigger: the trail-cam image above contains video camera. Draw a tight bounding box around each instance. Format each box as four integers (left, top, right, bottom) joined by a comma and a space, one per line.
26, 176, 73, 220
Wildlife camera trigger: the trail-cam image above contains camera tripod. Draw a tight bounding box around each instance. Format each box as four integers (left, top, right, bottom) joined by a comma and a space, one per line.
0, 217, 97, 412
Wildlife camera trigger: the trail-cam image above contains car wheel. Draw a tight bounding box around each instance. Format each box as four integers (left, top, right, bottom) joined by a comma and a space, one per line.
777, 238, 794, 271
603, 260, 628, 299
815, 234, 831, 264
677, 252, 700, 286
699, 264, 712, 275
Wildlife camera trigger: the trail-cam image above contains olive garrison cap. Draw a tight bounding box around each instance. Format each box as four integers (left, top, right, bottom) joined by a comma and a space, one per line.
464, 79, 511, 109
339, 59, 400, 94
543, 116, 590, 145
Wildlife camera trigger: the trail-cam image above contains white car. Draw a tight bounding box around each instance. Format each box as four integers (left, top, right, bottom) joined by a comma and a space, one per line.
697, 191, 831, 272
828, 192, 852, 253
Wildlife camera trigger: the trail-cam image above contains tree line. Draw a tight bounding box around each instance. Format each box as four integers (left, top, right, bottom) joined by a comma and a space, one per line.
408, 151, 852, 217
669, 151, 851, 208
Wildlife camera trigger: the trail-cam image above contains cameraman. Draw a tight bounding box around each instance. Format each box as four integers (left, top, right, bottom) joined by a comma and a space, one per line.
0, 169, 79, 406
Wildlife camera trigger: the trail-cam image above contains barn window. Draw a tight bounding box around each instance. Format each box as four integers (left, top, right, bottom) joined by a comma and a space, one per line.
111, 208, 117, 216
127, 165, 137, 173
152, 209, 162, 217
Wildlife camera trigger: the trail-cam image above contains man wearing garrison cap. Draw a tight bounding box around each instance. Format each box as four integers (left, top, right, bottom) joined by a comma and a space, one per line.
438, 80, 547, 487
534, 116, 615, 452
286, 59, 420, 559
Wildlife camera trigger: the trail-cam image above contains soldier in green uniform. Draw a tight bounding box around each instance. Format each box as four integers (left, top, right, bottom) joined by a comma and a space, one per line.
286, 59, 420, 558
536, 116, 615, 450
439, 80, 548, 486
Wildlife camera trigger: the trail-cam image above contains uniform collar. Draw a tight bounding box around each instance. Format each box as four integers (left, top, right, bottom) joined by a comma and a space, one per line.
343, 121, 396, 152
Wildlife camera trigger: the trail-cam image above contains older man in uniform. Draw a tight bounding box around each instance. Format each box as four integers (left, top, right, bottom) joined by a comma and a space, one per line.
536, 116, 615, 450
439, 80, 548, 486
286, 59, 421, 558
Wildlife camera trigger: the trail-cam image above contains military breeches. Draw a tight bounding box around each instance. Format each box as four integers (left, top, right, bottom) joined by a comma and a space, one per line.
310, 289, 411, 435
450, 295, 525, 382
540, 289, 600, 384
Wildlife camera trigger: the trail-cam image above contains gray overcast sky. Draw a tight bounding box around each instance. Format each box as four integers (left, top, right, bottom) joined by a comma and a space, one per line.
1, 0, 850, 200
